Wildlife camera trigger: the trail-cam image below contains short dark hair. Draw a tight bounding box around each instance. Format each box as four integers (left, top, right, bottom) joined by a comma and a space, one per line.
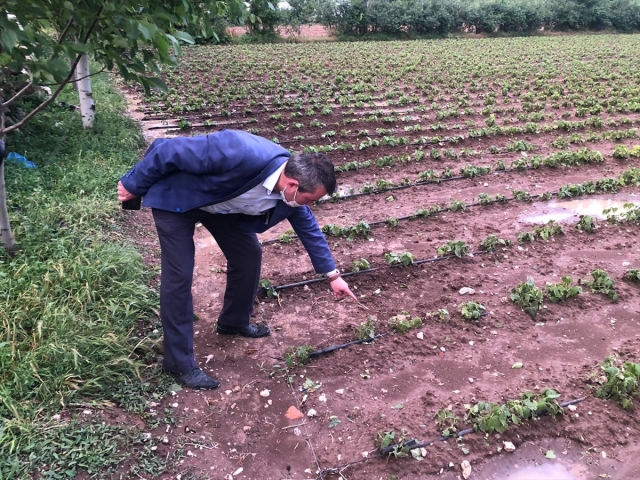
284, 153, 337, 195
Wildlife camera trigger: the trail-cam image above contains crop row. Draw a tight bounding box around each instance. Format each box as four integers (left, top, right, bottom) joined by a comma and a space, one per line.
139, 37, 640, 119
262, 165, 640, 249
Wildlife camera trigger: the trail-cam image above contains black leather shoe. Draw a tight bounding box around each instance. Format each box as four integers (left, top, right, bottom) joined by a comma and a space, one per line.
216, 322, 271, 338
163, 367, 220, 390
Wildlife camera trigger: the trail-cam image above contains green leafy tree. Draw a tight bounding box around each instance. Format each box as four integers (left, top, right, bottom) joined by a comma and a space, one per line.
248, 0, 280, 33
0, 0, 255, 254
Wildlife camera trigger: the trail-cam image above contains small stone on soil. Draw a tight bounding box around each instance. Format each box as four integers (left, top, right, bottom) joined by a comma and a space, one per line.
461, 460, 472, 479
503, 441, 516, 452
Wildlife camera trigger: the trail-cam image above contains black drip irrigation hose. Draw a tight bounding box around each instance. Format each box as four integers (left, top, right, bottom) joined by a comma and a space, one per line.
269, 335, 386, 364
307, 334, 386, 358
379, 396, 587, 456
258, 250, 488, 296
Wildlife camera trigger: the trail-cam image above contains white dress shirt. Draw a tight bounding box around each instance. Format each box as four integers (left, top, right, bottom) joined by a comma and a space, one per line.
200, 163, 285, 215
199, 163, 338, 277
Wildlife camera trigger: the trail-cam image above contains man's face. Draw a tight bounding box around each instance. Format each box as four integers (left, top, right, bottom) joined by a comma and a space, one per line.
284, 183, 327, 206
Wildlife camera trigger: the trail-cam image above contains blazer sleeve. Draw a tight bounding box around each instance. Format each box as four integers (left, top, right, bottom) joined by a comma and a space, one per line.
287, 206, 336, 274
120, 136, 213, 197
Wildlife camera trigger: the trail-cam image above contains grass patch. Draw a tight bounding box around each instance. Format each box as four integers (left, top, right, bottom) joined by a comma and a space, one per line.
0, 74, 171, 478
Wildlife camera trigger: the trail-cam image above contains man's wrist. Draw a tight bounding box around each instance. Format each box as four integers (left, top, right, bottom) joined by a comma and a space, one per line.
325, 269, 341, 282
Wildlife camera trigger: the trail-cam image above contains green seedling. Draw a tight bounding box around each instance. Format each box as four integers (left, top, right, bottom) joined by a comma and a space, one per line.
349, 221, 372, 240
478, 193, 493, 205
435, 408, 459, 437
417, 169, 440, 183
459, 301, 486, 321
545, 276, 582, 302
517, 231, 537, 243
259, 279, 279, 298
449, 199, 466, 213
460, 165, 491, 178
384, 251, 416, 266
480, 235, 512, 252
512, 190, 532, 202
464, 401, 510, 434
585, 269, 618, 302
535, 220, 563, 240
557, 183, 586, 199
278, 229, 295, 243
509, 277, 544, 318
409, 205, 442, 219
354, 317, 377, 341
375, 430, 410, 459
386, 217, 399, 228
576, 215, 596, 233
322, 221, 371, 240
375, 179, 396, 192
518, 220, 563, 243
432, 308, 450, 322
604, 203, 640, 224
495, 193, 508, 203
623, 269, 640, 283
301, 378, 322, 392
436, 240, 470, 258
284, 345, 314, 368
351, 258, 371, 272
388, 312, 422, 333
329, 416, 341, 429
590, 354, 640, 411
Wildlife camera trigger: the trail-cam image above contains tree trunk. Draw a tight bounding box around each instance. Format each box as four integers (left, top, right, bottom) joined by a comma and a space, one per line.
76, 53, 95, 128
0, 108, 18, 255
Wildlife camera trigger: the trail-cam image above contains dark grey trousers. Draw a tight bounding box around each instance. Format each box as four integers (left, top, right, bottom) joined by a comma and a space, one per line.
152, 208, 262, 374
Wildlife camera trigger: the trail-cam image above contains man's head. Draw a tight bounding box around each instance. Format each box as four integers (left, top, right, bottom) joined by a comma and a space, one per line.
279, 153, 336, 206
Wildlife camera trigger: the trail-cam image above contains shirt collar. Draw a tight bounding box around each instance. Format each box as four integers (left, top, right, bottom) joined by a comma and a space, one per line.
263, 163, 287, 194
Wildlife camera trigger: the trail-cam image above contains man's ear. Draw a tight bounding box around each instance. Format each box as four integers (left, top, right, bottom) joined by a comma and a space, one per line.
286, 179, 299, 189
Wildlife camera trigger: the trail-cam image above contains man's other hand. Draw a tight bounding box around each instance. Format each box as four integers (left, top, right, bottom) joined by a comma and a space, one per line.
117, 181, 136, 202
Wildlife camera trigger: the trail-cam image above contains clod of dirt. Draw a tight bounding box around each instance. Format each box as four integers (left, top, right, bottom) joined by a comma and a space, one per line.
459, 287, 476, 295
504, 441, 516, 452
285, 406, 304, 419
307, 409, 317, 417
260, 389, 270, 397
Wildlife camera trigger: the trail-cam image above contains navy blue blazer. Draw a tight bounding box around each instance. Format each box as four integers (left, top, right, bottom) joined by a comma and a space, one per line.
120, 130, 336, 273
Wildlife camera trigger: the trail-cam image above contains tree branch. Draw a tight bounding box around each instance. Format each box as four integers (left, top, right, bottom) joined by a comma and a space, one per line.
40, 66, 107, 86
1, 81, 33, 108
1, 6, 104, 135
82, 5, 103, 43
58, 16, 75, 44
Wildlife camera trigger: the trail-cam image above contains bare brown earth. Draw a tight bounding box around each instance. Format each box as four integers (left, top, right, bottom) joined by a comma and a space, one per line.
118, 152, 640, 480
114, 39, 640, 480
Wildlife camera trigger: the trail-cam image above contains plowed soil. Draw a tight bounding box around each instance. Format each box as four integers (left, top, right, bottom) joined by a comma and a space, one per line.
116, 37, 640, 480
